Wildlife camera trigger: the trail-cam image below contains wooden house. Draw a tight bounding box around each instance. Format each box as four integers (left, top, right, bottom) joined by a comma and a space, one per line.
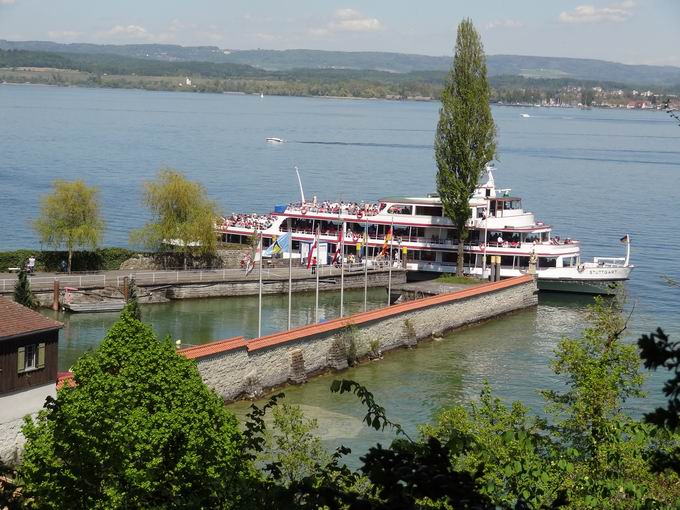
0, 296, 62, 429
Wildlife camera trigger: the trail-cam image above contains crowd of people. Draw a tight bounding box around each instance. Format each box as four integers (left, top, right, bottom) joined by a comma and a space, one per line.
286, 199, 381, 217
219, 213, 276, 231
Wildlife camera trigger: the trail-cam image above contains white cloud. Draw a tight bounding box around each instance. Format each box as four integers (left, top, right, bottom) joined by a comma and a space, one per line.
0, 0, 17, 5
107, 25, 149, 37
559, 2, 634, 23
310, 8, 382, 36
97, 24, 175, 43
486, 19, 523, 30
47, 31, 81, 40
334, 8, 362, 20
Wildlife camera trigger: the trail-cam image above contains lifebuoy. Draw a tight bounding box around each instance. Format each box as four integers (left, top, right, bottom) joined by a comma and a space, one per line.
357, 210, 364, 220
577, 264, 585, 273
479, 243, 485, 249
352, 233, 359, 243
301, 206, 308, 215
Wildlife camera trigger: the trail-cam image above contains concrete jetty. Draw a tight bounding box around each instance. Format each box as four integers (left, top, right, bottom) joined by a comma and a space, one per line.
0, 266, 407, 307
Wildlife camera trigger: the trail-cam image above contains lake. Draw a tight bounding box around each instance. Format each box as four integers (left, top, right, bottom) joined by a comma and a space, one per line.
2, 85, 679, 454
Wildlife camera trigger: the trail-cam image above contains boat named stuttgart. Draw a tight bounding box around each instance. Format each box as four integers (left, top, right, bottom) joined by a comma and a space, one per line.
217, 166, 633, 294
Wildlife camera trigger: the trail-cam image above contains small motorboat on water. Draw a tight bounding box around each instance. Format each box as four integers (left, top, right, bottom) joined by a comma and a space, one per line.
266, 137, 284, 144
521, 113, 531, 118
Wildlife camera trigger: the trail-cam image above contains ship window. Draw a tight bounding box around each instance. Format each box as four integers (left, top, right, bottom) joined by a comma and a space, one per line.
501, 256, 514, 266
539, 257, 557, 268
411, 227, 425, 238
387, 204, 412, 215
415, 205, 443, 216
442, 252, 456, 263
518, 256, 529, 268
542, 232, 549, 241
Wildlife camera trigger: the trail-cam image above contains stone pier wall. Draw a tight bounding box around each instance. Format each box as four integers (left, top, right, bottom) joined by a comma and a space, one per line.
167, 270, 404, 299
180, 275, 538, 402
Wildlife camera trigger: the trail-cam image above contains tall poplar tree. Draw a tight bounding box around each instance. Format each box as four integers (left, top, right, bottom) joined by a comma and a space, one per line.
435, 19, 496, 276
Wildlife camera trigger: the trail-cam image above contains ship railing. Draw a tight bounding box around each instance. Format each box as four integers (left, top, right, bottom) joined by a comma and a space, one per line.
591, 257, 626, 267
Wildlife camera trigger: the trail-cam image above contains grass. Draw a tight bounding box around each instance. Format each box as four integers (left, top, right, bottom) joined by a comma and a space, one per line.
436, 273, 484, 285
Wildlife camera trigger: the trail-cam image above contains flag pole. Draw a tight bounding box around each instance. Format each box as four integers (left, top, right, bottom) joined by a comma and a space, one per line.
287, 218, 293, 330
257, 231, 263, 338
482, 205, 489, 279
364, 216, 369, 312
315, 226, 320, 323
340, 220, 345, 317
387, 216, 394, 307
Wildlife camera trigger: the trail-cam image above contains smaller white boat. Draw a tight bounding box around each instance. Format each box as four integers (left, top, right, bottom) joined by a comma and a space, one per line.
260, 93, 264, 98
521, 113, 531, 118
266, 137, 284, 144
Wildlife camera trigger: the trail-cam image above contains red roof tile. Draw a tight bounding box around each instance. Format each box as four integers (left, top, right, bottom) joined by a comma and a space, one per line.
178, 336, 247, 359
56, 371, 75, 390
0, 296, 63, 340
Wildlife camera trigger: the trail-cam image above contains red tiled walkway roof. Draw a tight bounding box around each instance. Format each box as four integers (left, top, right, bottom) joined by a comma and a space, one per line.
179, 275, 534, 360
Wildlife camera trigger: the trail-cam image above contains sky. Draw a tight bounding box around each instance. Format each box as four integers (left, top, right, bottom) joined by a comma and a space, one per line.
0, 0, 678, 66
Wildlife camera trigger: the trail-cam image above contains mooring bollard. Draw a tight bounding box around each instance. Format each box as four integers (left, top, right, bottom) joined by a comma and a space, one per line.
52, 279, 60, 311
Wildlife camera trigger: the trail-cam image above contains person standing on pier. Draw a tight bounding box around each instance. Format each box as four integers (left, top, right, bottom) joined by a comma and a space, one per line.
311, 256, 317, 275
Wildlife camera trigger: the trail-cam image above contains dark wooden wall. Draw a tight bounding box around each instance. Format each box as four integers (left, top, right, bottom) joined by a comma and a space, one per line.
0, 330, 59, 394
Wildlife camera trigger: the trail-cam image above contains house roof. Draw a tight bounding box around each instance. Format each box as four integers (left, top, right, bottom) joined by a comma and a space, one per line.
0, 296, 63, 340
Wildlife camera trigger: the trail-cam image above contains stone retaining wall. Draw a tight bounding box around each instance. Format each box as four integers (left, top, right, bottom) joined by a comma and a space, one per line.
167, 270, 405, 299
180, 275, 538, 402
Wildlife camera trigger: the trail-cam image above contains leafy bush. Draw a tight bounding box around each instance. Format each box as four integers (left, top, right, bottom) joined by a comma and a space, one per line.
20, 310, 253, 509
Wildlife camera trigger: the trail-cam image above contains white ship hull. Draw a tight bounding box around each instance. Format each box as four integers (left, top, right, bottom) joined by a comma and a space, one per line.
217, 165, 634, 296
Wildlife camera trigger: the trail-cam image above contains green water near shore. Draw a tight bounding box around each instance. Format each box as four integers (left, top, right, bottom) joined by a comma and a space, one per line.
44, 288, 669, 465
44, 288, 389, 371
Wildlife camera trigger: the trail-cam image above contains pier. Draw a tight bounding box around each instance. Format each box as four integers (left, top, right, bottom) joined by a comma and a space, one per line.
0, 266, 407, 305
178, 275, 538, 402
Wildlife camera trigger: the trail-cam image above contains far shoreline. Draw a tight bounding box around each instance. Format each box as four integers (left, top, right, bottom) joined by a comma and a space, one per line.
0, 79, 667, 112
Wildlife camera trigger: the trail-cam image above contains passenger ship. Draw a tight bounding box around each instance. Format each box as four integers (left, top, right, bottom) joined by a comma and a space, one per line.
217, 166, 633, 294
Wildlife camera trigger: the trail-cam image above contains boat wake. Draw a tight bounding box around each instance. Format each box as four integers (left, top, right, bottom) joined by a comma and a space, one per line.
293, 140, 431, 150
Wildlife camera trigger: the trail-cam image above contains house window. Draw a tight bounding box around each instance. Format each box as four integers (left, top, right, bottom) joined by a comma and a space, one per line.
18, 343, 45, 373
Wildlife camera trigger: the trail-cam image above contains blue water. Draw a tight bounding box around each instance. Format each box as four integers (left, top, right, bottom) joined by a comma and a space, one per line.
2, 85, 679, 453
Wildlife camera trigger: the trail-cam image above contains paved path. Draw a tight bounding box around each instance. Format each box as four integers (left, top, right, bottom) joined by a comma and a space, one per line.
0, 265, 405, 293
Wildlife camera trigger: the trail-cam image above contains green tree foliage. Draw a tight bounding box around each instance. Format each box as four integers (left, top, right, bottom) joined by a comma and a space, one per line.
14, 268, 38, 309
435, 19, 496, 276
131, 169, 219, 269
639, 327, 680, 471
259, 403, 330, 486
125, 277, 142, 321
19, 309, 250, 509
423, 298, 680, 508
34, 180, 104, 273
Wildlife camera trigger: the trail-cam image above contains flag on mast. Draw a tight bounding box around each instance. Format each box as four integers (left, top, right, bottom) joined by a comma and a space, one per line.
306, 236, 318, 269
332, 225, 343, 264
380, 226, 393, 257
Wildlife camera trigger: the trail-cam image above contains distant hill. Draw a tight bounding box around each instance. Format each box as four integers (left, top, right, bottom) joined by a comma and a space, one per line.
1, 40, 679, 86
